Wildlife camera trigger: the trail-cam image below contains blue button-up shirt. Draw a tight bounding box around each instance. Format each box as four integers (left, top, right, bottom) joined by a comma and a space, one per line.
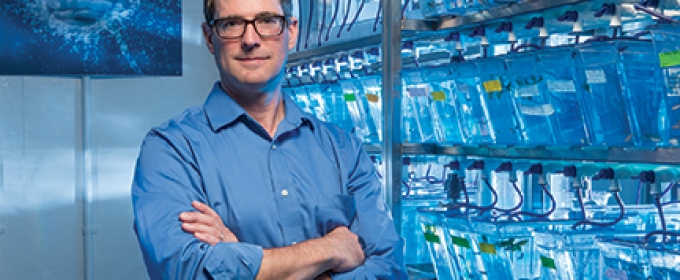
132, 83, 407, 279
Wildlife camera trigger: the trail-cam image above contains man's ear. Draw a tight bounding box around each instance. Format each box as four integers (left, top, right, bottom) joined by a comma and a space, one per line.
286, 17, 299, 51
202, 23, 216, 54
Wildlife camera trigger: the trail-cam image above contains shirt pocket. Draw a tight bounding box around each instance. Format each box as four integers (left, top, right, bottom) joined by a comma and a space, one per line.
315, 194, 356, 235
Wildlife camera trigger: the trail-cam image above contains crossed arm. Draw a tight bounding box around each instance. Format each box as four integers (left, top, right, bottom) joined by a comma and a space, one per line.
180, 201, 365, 280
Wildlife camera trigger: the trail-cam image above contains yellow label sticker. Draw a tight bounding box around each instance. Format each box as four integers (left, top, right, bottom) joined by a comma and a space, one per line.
479, 243, 497, 254
366, 93, 380, 103
483, 80, 502, 93
431, 91, 447, 101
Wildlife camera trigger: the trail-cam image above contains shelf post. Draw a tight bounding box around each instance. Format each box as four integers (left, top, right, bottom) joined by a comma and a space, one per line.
381, 0, 403, 234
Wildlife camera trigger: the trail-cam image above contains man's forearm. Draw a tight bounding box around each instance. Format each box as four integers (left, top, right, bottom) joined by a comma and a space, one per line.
255, 226, 364, 279
256, 237, 335, 280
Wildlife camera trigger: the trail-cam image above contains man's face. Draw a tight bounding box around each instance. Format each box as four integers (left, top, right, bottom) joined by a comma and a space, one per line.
203, 0, 298, 90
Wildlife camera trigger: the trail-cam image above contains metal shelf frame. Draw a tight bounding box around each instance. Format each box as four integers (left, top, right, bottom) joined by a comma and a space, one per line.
366, 144, 680, 166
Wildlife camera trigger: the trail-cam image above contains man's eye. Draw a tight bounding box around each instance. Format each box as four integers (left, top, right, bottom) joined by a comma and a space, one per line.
258, 17, 278, 24
221, 20, 242, 27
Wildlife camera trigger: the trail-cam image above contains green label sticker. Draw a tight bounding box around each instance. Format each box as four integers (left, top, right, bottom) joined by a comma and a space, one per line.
540, 256, 556, 270
422, 225, 440, 243
660, 50, 680, 68
343, 93, 356, 102
479, 243, 497, 254
423, 232, 440, 243
451, 236, 470, 248
431, 91, 447, 101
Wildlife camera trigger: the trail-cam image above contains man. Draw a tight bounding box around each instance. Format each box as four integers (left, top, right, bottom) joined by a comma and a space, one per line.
131, 0, 408, 279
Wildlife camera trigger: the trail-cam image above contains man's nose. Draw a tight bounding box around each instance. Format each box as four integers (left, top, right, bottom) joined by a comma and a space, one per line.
241, 23, 261, 51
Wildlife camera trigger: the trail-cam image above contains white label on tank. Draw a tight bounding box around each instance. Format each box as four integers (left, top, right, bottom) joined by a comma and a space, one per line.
585, 69, 607, 84
547, 80, 576, 92
407, 87, 428, 97
516, 85, 540, 97
457, 83, 470, 94
604, 267, 628, 280
520, 104, 555, 116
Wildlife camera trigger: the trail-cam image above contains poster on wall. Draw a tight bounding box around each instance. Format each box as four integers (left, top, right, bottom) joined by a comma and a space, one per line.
0, 0, 182, 76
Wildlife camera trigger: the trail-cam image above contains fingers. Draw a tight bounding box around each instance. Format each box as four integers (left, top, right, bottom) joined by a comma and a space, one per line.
181, 216, 229, 245
178, 201, 239, 244
181, 221, 219, 236
192, 231, 222, 246
179, 201, 219, 224
192, 201, 219, 217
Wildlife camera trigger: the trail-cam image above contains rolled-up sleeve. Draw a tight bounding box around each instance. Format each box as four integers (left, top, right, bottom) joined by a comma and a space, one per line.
132, 128, 263, 280
331, 137, 408, 279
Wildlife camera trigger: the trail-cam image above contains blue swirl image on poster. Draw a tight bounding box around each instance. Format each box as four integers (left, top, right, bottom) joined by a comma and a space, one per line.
0, 0, 182, 76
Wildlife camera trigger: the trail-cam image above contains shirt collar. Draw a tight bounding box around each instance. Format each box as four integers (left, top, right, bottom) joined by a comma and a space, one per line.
204, 82, 314, 133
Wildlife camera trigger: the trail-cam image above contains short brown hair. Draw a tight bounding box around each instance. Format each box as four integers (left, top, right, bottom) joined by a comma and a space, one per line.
204, 0, 293, 23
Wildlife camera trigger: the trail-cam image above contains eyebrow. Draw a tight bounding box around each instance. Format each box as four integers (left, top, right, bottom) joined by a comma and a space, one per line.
220, 12, 284, 20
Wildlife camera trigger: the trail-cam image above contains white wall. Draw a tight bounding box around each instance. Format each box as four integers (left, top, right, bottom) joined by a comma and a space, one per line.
0, 0, 219, 279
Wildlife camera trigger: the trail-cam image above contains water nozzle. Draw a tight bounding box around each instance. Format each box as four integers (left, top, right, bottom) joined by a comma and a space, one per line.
638, 0, 660, 8
562, 165, 577, 178
469, 26, 486, 37
558, 11, 583, 33
525, 17, 545, 29
558, 11, 579, 22
495, 22, 513, 33
444, 31, 461, 42
467, 160, 485, 171
401, 40, 414, 51
350, 50, 364, 60
338, 54, 350, 63
525, 163, 546, 185
636, 170, 656, 184
496, 162, 516, 182
495, 22, 517, 42
447, 160, 461, 171
495, 162, 513, 173
523, 163, 543, 175
525, 16, 548, 39
469, 26, 489, 46
592, 167, 615, 181
445, 32, 465, 53
594, 3, 617, 18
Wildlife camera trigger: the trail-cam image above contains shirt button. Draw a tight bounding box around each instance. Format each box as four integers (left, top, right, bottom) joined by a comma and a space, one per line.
291, 241, 297, 245
272, 144, 277, 150
281, 189, 289, 197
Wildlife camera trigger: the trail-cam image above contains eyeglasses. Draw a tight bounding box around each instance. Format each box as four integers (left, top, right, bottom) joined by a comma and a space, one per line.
209, 14, 287, 39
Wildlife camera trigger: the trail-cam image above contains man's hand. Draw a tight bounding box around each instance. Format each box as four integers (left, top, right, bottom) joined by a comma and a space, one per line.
323, 226, 365, 273
179, 201, 238, 245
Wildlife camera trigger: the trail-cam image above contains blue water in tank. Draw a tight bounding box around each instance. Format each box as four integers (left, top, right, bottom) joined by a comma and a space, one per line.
474, 57, 525, 145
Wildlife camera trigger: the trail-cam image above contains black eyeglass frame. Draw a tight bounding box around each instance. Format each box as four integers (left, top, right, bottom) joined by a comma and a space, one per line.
208, 14, 288, 39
